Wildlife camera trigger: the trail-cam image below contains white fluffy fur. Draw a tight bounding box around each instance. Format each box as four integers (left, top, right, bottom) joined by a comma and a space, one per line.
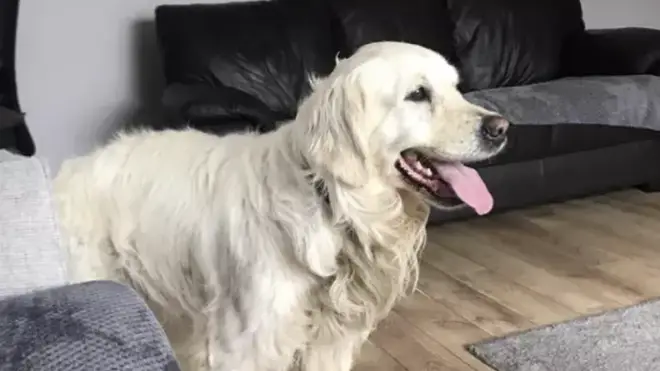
53, 41, 504, 371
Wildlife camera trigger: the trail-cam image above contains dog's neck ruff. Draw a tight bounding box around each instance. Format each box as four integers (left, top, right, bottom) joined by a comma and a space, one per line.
299, 157, 331, 210
311, 177, 331, 208
298, 155, 426, 339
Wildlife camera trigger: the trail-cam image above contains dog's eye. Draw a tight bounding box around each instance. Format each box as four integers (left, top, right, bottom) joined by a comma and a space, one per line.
405, 86, 431, 103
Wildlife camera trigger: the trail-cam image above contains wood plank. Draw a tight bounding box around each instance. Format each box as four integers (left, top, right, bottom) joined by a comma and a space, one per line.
596, 259, 660, 297
427, 227, 620, 313
354, 341, 407, 371
452, 269, 577, 326
395, 292, 494, 370
518, 205, 652, 263
420, 245, 486, 277
417, 261, 535, 336
370, 311, 475, 371
436, 221, 641, 308
360, 189, 660, 370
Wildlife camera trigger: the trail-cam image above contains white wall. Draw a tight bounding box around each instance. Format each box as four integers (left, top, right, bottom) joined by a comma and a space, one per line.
581, 0, 660, 29
15, 0, 660, 171
16, 0, 233, 171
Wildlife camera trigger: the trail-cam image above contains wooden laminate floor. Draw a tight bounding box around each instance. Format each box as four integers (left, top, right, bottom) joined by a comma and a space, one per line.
355, 189, 660, 371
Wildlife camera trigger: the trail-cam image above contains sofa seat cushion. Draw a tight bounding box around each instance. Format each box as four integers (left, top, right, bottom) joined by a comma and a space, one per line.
479, 124, 657, 167
465, 75, 660, 166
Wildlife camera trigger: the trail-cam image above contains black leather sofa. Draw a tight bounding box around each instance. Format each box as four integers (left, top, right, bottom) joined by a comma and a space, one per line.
154, 0, 660, 224
0, 0, 34, 156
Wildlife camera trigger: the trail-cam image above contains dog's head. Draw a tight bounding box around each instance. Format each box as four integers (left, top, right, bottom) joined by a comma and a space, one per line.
298, 41, 509, 215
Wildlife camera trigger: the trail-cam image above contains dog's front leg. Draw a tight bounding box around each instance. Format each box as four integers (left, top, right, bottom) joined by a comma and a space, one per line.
297, 332, 368, 371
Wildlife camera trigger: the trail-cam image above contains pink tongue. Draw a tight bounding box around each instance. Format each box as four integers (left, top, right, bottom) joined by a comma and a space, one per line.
433, 163, 493, 215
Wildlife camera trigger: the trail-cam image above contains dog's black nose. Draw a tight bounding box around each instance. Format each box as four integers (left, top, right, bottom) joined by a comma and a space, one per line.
480, 115, 509, 143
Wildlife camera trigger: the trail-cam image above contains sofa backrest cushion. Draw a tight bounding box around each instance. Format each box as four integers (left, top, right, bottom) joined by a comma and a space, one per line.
156, 0, 347, 130
447, 0, 585, 92
330, 0, 458, 64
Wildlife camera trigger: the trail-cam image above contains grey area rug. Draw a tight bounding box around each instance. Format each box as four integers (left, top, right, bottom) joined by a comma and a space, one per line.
466, 298, 660, 371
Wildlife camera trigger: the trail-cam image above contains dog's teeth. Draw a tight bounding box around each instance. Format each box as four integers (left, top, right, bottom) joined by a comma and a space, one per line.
413, 160, 433, 177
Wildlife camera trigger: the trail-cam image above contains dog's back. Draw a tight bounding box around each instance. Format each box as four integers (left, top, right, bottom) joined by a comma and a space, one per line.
56, 130, 233, 317
52, 127, 338, 370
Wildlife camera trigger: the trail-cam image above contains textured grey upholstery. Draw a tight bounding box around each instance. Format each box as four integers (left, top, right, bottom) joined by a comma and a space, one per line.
0, 281, 180, 371
466, 75, 660, 130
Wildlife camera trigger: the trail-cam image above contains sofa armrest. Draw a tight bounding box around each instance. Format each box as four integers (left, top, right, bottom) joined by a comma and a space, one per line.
0, 107, 24, 130
162, 83, 288, 134
186, 116, 262, 136
561, 27, 660, 77
0, 152, 67, 297
0, 281, 181, 370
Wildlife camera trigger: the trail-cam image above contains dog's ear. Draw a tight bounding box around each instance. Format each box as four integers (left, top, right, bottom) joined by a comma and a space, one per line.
303, 59, 388, 187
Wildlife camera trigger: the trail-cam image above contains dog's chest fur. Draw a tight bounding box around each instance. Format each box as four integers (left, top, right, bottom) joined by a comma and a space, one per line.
295, 185, 429, 344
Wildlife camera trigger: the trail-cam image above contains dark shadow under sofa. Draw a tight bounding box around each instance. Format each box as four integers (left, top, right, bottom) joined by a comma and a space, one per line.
153, 0, 660, 224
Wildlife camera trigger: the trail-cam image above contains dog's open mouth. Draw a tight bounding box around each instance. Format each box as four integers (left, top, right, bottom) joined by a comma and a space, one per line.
395, 149, 493, 215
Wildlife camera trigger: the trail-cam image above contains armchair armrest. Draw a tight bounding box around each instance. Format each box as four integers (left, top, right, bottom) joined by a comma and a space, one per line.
561, 27, 660, 77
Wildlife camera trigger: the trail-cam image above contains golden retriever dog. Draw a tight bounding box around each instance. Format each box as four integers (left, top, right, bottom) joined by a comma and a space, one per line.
53, 41, 509, 371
